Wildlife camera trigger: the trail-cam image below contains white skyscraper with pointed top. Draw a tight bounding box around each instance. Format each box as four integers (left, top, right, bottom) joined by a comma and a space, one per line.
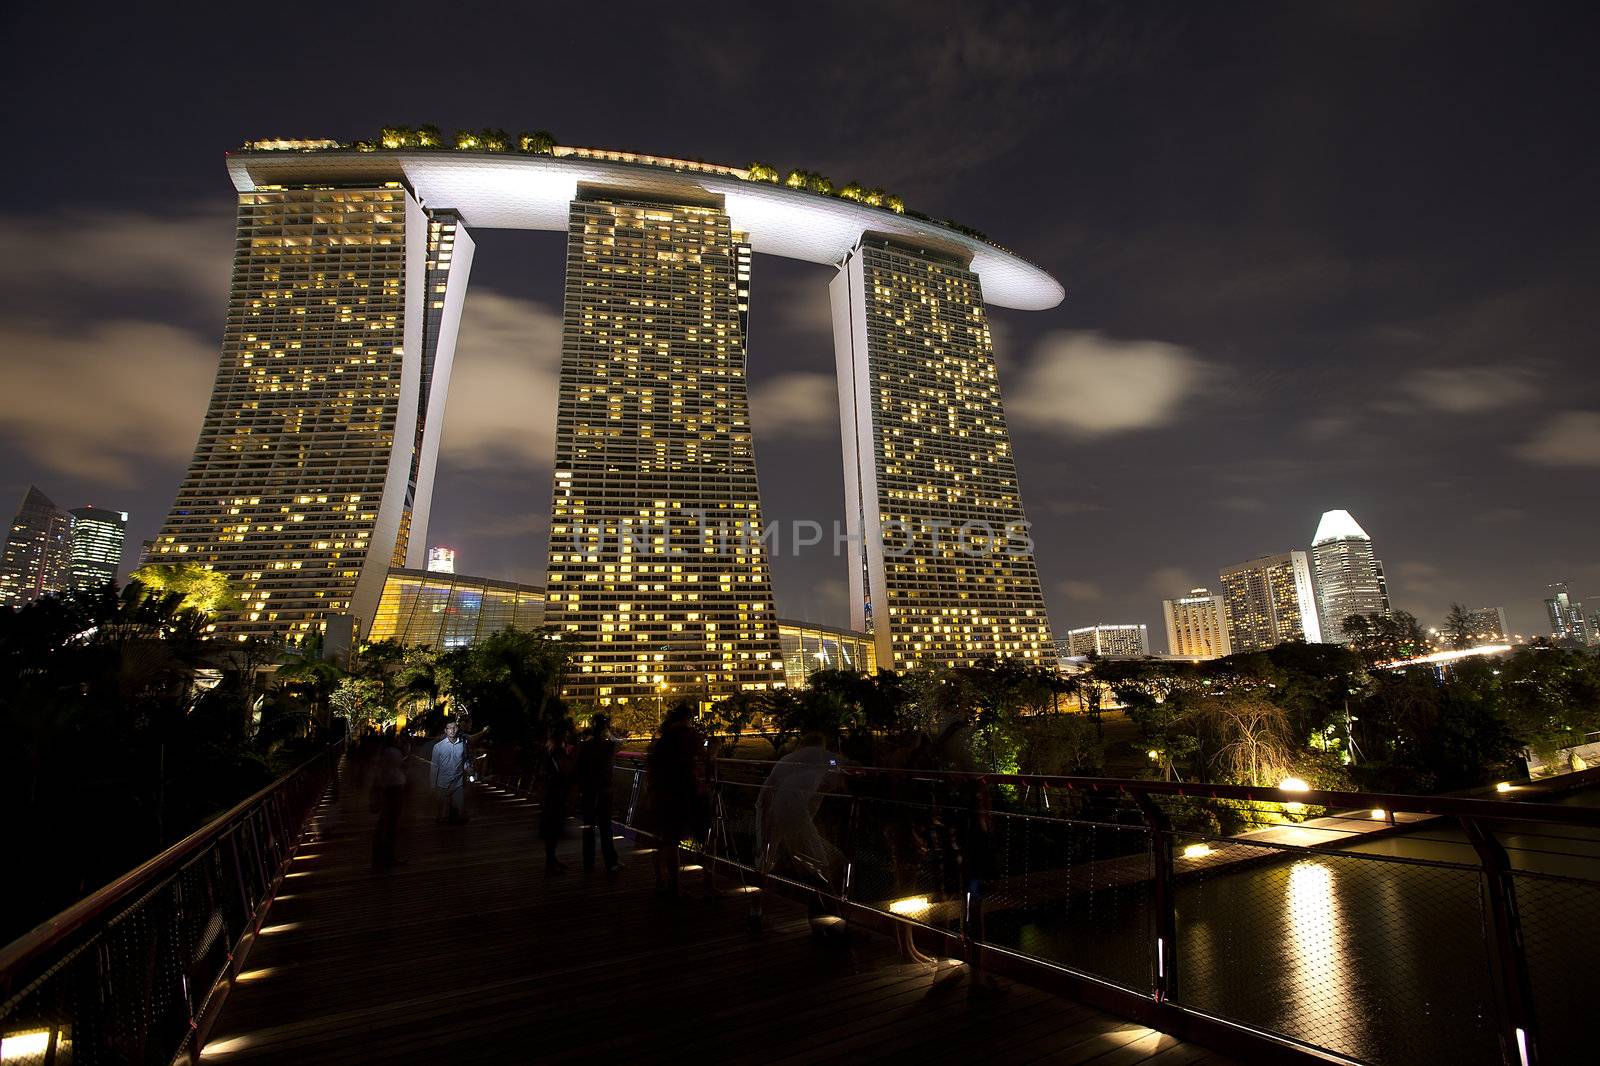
1311, 509, 1391, 644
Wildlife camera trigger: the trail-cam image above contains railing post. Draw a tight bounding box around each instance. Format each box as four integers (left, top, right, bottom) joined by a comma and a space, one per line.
1461, 816, 1539, 1066
1132, 791, 1179, 1004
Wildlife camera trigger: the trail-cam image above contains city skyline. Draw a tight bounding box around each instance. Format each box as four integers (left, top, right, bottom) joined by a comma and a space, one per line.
2, 4, 1597, 643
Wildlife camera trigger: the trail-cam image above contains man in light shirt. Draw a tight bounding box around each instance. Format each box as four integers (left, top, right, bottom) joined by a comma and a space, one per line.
430, 719, 470, 824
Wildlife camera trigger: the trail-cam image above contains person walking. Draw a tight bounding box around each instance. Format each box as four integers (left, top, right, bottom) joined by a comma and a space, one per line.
430, 719, 470, 825
539, 719, 576, 874
646, 703, 702, 896
370, 732, 408, 869
575, 714, 622, 875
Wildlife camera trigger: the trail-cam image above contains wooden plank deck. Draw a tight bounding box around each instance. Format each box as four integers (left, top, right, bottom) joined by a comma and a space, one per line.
198, 759, 1235, 1064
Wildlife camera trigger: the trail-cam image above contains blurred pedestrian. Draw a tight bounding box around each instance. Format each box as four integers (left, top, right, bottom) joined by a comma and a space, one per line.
646, 702, 702, 896
370, 733, 408, 869
575, 713, 622, 875
430, 719, 470, 824
540, 719, 577, 874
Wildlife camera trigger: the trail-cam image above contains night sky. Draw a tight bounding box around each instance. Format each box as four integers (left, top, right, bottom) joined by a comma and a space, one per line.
2, 1, 1596, 642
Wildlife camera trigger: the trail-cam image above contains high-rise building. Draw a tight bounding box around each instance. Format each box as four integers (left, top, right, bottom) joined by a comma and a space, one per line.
1062, 624, 1149, 658
1545, 583, 1592, 646
67, 506, 128, 591
1163, 588, 1232, 658
426, 546, 456, 574
0, 486, 72, 607
1463, 606, 1509, 643
151, 184, 474, 640
832, 237, 1053, 671
1220, 551, 1324, 652
545, 192, 782, 706
1310, 509, 1390, 643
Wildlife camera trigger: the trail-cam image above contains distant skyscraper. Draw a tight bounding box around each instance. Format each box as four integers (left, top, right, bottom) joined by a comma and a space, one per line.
1310, 510, 1390, 644
832, 237, 1053, 671
67, 506, 128, 591
1220, 551, 1324, 652
1163, 588, 1233, 658
1545, 582, 1592, 645
1464, 606, 1509, 643
544, 192, 782, 706
426, 546, 456, 574
0, 487, 72, 608
1063, 624, 1149, 658
152, 184, 474, 640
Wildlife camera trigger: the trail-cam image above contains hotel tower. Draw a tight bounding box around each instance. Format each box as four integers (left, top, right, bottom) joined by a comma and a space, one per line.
832, 238, 1053, 670
545, 192, 782, 703
152, 185, 473, 639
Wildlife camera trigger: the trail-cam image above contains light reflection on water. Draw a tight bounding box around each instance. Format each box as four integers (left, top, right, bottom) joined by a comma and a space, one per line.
1283, 861, 1351, 1041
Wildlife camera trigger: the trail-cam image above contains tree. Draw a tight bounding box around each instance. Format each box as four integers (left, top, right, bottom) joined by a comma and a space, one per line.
330, 676, 391, 728
416, 124, 444, 148
861, 187, 886, 207
518, 130, 556, 154
745, 161, 780, 183
454, 129, 481, 150
1196, 693, 1294, 787
1343, 611, 1427, 666
706, 690, 763, 750
477, 128, 511, 152
1444, 603, 1476, 650
884, 194, 906, 214
129, 563, 239, 615
379, 126, 416, 149
837, 182, 864, 201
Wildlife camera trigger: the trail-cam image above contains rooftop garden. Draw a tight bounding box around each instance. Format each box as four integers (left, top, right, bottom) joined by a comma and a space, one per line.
240, 127, 990, 243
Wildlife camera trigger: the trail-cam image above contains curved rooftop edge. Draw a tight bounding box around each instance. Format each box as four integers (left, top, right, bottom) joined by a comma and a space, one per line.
225, 149, 1065, 311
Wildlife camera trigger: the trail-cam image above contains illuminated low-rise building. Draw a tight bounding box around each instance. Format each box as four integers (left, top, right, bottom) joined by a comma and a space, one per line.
1162, 588, 1232, 658
367, 567, 544, 648
776, 619, 878, 688
1063, 623, 1149, 658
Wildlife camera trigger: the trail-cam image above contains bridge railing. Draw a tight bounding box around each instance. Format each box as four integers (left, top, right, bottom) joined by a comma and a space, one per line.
0, 747, 339, 1066
610, 754, 1600, 1066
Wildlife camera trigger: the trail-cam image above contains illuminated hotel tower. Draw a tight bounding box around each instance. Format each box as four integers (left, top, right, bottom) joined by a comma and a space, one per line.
545, 191, 783, 705
152, 185, 473, 639
832, 237, 1053, 670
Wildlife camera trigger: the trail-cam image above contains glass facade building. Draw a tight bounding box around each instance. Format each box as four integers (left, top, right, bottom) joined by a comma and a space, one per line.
1310, 509, 1391, 644
776, 619, 878, 688
832, 237, 1053, 671
545, 192, 782, 706
1545, 582, 1592, 646
367, 568, 544, 649
67, 505, 128, 591
152, 185, 473, 640
1220, 550, 1324, 652
0, 486, 71, 607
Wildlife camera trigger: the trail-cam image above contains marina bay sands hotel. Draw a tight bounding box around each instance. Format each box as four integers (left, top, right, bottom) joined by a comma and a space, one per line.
153, 140, 1064, 704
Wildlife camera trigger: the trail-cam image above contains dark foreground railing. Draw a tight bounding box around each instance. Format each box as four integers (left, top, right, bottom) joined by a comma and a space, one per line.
0, 747, 339, 1066
608, 755, 1600, 1066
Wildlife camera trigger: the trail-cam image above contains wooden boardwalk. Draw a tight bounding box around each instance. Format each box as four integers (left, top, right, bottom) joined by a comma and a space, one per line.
198, 758, 1235, 1065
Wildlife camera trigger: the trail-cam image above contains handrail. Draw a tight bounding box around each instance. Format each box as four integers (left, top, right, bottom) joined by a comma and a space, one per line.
0, 742, 337, 994
617, 751, 1600, 827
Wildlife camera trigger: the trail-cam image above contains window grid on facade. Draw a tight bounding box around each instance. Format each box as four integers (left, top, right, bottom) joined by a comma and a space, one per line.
545, 193, 782, 706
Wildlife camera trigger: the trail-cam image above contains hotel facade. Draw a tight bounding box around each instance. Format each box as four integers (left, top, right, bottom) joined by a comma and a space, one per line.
153, 141, 1064, 701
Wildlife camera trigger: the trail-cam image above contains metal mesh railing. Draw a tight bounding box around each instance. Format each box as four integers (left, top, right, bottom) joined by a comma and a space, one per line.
0, 748, 337, 1066
609, 753, 1600, 1066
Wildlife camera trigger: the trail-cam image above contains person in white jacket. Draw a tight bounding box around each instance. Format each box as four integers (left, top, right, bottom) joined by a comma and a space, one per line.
430, 720, 470, 824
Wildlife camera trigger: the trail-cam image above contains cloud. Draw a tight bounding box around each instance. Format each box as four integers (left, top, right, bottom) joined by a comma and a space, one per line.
437, 290, 563, 470
1514, 410, 1600, 467
1145, 567, 1196, 597
0, 318, 216, 484
0, 210, 232, 309
1058, 579, 1103, 603
749, 373, 838, 440
1008, 331, 1212, 438
1400, 366, 1540, 413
